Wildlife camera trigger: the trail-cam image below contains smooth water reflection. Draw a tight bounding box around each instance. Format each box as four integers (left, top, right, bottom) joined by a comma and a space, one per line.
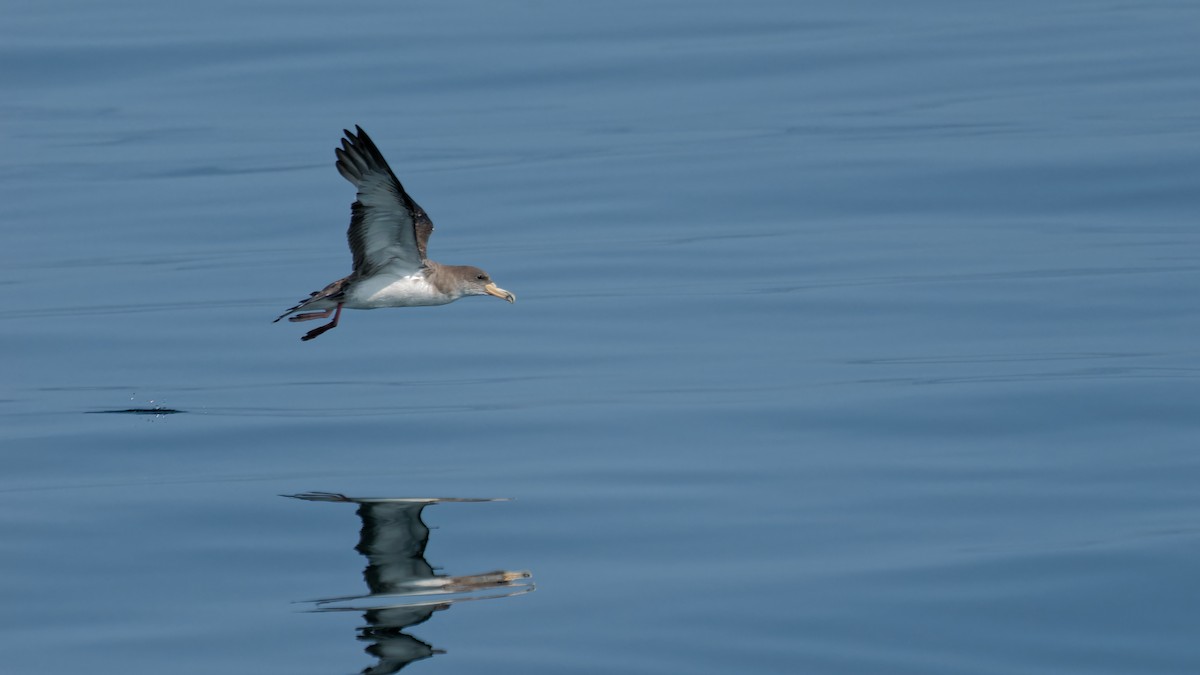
286, 493, 533, 674
3, 0, 1200, 673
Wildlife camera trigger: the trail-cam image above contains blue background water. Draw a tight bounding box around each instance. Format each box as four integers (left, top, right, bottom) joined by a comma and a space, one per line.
3, 1, 1200, 673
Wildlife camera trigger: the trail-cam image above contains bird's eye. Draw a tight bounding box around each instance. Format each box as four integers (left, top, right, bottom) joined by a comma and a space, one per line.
476, 274, 488, 281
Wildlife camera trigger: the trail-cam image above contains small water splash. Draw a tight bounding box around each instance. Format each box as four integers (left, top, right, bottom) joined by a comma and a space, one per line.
89, 394, 186, 417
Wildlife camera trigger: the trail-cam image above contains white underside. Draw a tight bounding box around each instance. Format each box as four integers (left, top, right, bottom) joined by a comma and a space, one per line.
345, 273, 454, 309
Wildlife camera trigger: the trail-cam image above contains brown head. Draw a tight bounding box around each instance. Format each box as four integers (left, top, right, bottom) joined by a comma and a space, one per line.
440, 265, 516, 303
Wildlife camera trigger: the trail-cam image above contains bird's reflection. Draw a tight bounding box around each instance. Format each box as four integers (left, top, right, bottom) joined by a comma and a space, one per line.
286, 492, 533, 674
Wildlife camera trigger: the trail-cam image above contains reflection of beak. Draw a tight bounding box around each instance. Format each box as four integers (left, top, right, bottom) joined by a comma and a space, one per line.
484, 283, 516, 303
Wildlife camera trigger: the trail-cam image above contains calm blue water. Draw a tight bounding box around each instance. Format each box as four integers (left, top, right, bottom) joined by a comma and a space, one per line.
3, 1, 1200, 673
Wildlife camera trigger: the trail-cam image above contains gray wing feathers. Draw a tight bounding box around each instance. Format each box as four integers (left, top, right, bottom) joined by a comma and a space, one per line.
336, 126, 431, 276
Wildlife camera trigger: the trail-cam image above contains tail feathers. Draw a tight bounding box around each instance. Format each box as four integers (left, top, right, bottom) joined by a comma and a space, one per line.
272, 304, 302, 323
272, 292, 319, 323
273, 276, 351, 323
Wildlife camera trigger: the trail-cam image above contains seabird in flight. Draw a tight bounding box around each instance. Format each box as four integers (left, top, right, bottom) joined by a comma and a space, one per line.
274, 127, 515, 341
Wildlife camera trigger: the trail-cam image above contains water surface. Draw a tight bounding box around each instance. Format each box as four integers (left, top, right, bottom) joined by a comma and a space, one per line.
2, 1, 1200, 673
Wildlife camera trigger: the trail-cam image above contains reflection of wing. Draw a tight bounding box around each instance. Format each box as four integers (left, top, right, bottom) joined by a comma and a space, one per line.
360, 631, 443, 675
357, 501, 435, 595
363, 602, 450, 632
357, 501, 430, 560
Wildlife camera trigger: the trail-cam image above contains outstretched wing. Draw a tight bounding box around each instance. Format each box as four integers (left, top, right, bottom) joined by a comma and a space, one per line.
335, 126, 434, 275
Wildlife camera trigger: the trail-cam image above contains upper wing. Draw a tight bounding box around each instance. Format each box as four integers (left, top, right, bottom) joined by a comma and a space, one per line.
335, 126, 433, 275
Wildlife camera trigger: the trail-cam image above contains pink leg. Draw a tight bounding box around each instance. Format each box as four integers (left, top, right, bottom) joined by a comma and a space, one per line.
301, 303, 343, 341
288, 309, 334, 322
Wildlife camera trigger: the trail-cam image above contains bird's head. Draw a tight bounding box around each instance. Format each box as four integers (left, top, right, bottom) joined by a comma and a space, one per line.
464, 267, 516, 303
